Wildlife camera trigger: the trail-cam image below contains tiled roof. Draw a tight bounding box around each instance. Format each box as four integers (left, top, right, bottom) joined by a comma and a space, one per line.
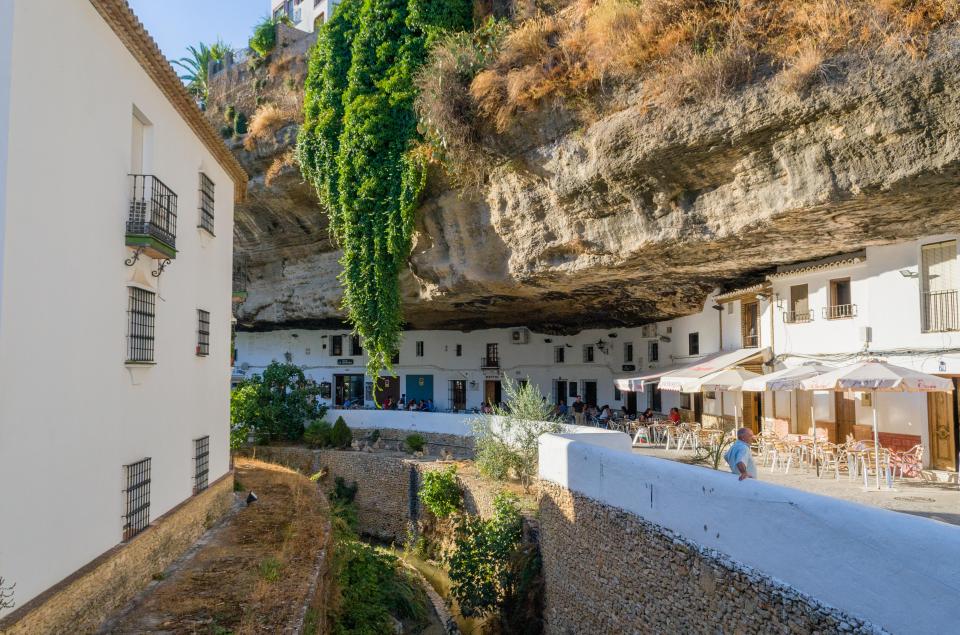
88, 0, 248, 202
767, 250, 866, 279
714, 283, 771, 303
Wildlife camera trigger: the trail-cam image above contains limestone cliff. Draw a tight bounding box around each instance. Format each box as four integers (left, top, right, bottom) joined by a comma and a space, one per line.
228, 31, 960, 333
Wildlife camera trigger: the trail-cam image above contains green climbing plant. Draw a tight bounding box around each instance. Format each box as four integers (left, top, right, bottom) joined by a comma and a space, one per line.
298, 0, 472, 381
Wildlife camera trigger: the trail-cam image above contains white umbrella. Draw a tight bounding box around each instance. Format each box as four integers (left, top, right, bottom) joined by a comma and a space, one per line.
697, 368, 759, 430
800, 360, 954, 489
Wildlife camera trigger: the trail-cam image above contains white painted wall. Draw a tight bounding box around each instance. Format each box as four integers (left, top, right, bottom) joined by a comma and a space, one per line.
272, 0, 340, 32
0, 0, 13, 338
538, 433, 960, 635
0, 1, 234, 615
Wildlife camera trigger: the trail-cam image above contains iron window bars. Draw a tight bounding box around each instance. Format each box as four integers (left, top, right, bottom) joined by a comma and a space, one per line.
199, 173, 215, 234
194, 436, 210, 494
127, 287, 156, 362
128, 175, 177, 250
197, 309, 210, 356
123, 457, 152, 540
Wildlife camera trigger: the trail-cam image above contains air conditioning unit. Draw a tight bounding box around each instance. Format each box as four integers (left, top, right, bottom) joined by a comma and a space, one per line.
511, 328, 530, 344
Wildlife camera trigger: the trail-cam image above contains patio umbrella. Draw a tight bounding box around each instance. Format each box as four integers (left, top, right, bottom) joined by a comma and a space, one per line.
743, 363, 834, 464
697, 368, 759, 430
800, 360, 954, 489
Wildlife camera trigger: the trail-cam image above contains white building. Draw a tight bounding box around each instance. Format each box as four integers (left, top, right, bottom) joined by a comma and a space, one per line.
272, 0, 341, 32
0, 0, 246, 618
236, 235, 960, 471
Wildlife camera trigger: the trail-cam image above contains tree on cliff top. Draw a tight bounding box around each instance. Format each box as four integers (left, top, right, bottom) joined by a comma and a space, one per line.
297, 0, 473, 382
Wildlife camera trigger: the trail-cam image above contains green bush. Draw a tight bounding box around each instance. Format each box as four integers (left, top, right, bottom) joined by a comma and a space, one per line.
234, 111, 248, 134
419, 465, 461, 518
224, 105, 236, 124
304, 420, 333, 448
446, 493, 524, 618
369, 429, 381, 444
332, 541, 427, 634
249, 17, 279, 57
405, 433, 426, 453
229, 362, 325, 445
220, 124, 234, 139
330, 416, 352, 449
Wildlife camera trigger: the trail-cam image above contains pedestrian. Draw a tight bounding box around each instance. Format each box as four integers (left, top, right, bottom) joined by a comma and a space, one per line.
724, 428, 758, 481
572, 395, 585, 426
668, 407, 681, 423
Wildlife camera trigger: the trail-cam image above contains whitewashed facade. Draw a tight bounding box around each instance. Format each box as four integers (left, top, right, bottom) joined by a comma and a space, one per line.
236, 234, 960, 470
0, 0, 242, 616
272, 0, 341, 32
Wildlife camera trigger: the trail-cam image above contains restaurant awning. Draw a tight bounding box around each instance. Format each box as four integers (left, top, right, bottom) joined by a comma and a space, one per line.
659, 347, 771, 393
614, 364, 687, 392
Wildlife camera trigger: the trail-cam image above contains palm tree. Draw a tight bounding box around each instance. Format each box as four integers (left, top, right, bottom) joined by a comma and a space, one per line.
172, 40, 231, 108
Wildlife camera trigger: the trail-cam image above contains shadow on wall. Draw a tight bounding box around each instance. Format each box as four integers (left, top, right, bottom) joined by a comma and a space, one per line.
536, 483, 876, 634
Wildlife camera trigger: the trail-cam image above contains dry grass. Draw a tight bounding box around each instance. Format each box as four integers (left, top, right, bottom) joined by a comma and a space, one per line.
265, 149, 298, 186
244, 103, 299, 151
467, 0, 960, 130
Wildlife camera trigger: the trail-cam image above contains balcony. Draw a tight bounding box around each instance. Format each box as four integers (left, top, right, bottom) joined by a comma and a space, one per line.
480, 356, 500, 369
126, 175, 177, 259
783, 310, 814, 324
922, 290, 959, 333
823, 304, 857, 320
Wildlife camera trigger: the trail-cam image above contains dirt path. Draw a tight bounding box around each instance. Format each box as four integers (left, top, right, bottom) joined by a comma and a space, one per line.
99, 459, 330, 634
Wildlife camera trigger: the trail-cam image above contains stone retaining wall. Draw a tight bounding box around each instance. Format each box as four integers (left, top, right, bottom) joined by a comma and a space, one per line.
537, 482, 877, 635
348, 427, 475, 458
0, 474, 235, 635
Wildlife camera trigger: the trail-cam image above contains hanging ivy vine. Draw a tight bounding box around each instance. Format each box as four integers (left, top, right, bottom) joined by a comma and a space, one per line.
299, 0, 472, 380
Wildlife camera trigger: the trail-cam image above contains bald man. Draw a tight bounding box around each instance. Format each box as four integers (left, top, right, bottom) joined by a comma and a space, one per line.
724, 427, 758, 481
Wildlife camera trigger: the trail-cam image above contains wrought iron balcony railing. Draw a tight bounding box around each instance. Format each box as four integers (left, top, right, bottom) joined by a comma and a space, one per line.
783, 309, 814, 324
126, 174, 177, 258
921, 290, 959, 333
480, 356, 500, 369
823, 304, 857, 320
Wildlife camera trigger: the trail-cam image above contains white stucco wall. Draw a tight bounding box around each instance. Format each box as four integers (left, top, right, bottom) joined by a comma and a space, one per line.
0, 0, 13, 337
538, 433, 960, 634
0, 1, 234, 614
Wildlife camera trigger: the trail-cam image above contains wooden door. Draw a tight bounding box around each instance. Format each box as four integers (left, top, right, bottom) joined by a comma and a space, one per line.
835, 392, 856, 441
796, 391, 812, 435
374, 376, 400, 405
484, 380, 501, 405
928, 390, 957, 470
741, 392, 760, 433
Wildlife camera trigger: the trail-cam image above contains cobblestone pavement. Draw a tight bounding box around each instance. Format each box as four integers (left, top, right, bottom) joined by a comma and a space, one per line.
633, 446, 960, 526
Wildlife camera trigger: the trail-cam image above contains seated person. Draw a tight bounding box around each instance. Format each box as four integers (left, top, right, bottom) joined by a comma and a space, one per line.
668, 407, 681, 424
641, 408, 654, 421
598, 405, 611, 421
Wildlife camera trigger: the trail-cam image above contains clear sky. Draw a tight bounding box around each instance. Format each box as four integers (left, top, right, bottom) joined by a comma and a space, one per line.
128, 0, 268, 63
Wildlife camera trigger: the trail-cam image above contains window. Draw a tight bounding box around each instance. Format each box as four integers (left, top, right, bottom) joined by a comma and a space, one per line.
331, 335, 343, 356
741, 300, 760, 347
825, 278, 855, 319
198, 173, 215, 234
614, 386, 622, 401
449, 380, 466, 410
127, 287, 156, 362
122, 457, 151, 540
648, 341, 659, 362
391, 350, 400, 364
680, 393, 692, 410
351, 335, 363, 356
688, 332, 699, 356
455, 344, 462, 357
554, 346, 565, 363
921, 240, 958, 332
583, 345, 595, 363
416, 341, 424, 357
786, 284, 812, 323
196, 309, 210, 356
485, 343, 499, 366
569, 383, 577, 398
193, 436, 210, 494
624, 343, 634, 362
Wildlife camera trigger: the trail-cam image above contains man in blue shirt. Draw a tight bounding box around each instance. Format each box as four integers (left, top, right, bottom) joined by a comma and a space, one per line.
724, 428, 758, 480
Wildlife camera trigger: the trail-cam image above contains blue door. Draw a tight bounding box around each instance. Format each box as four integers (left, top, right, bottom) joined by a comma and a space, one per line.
406, 375, 434, 403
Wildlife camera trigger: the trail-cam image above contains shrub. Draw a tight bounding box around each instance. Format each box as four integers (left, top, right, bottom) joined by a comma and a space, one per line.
244, 103, 293, 151
258, 557, 283, 582
405, 433, 426, 453
446, 492, 524, 618
224, 105, 236, 124
249, 17, 279, 57
219, 124, 234, 139
419, 465, 461, 518
229, 362, 325, 444
472, 376, 561, 489
304, 420, 333, 448
369, 429, 381, 444
330, 416, 353, 449
233, 111, 248, 134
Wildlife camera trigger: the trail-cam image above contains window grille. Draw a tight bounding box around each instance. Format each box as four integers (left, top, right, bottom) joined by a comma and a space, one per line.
331, 335, 343, 356
197, 309, 210, 356
351, 335, 363, 356
583, 345, 595, 363
123, 458, 152, 540
688, 332, 699, 356
648, 341, 659, 362
127, 287, 156, 362
194, 436, 210, 494
416, 341, 424, 357
199, 173, 215, 234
